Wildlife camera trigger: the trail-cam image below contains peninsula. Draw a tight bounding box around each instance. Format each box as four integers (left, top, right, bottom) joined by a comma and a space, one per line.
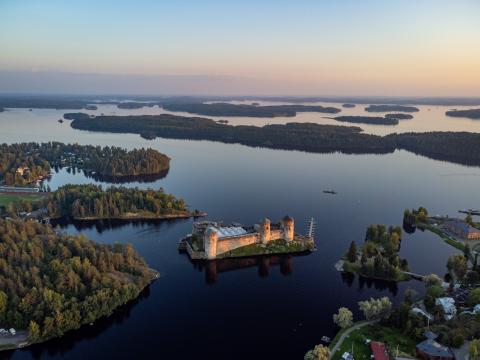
160, 102, 341, 117
68, 113, 480, 167
0, 142, 170, 186
0, 218, 158, 351
445, 108, 480, 120
179, 216, 315, 260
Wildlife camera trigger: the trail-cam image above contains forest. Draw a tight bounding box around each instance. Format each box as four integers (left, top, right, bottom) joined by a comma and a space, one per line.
0, 219, 155, 344
445, 109, 480, 120
69, 113, 480, 166
161, 102, 341, 117
333, 115, 399, 125
365, 105, 420, 113
36, 184, 193, 220
343, 224, 410, 281
0, 142, 170, 186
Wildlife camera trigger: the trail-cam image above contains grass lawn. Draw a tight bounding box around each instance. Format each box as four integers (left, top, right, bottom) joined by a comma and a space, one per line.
217, 238, 313, 258
331, 325, 416, 360
421, 223, 465, 251
0, 193, 44, 207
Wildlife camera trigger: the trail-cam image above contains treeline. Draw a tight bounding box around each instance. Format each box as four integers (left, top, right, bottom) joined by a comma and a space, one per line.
0, 219, 154, 344
333, 115, 399, 125
161, 102, 341, 117
44, 184, 190, 220
0, 142, 170, 186
69, 113, 480, 167
344, 224, 409, 281
365, 105, 419, 113
445, 109, 480, 120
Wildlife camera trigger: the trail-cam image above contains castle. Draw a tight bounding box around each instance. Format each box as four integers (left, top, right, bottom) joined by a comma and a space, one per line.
184, 216, 297, 260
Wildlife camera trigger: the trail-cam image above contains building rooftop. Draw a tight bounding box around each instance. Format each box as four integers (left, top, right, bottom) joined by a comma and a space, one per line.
215, 226, 248, 239
370, 342, 389, 360
445, 220, 480, 235
416, 339, 453, 358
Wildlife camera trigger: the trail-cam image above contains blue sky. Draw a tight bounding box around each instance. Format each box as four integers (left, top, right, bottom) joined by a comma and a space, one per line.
1, 0, 479, 95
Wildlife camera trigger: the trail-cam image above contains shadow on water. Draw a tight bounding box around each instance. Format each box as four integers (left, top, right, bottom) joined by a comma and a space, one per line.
3, 287, 151, 360
51, 216, 193, 233
340, 271, 399, 295
53, 165, 169, 184
184, 253, 310, 284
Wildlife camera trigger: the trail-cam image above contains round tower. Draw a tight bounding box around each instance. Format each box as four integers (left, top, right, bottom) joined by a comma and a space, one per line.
282, 215, 294, 241
260, 218, 271, 244
204, 226, 218, 260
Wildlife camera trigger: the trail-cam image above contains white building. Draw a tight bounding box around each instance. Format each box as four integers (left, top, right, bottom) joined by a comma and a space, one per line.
436, 297, 456, 320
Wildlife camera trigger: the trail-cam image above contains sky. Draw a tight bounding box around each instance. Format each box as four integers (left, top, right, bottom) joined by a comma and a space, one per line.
1, 0, 480, 96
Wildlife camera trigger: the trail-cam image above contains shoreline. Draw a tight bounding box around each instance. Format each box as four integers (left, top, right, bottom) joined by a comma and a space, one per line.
0, 267, 160, 353
50, 211, 208, 222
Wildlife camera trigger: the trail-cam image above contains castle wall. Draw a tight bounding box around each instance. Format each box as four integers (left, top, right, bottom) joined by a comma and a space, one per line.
269, 230, 282, 240
216, 234, 259, 256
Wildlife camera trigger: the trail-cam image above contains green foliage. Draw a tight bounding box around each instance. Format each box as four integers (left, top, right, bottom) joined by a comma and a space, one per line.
447, 254, 468, 279
403, 207, 428, 224
42, 184, 188, 219
305, 344, 330, 360
468, 288, 480, 306
333, 307, 353, 329
0, 219, 153, 342
452, 334, 465, 348
346, 241, 357, 263
358, 297, 392, 320
0, 142, 170, 186
470, 339, 480, 360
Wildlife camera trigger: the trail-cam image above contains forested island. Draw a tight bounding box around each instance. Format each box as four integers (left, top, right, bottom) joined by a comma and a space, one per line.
341, 224, 410, 281
68, 113, 480, 167
365, 105, 420, 113
333, 115, 399, 125
160, 102, 341, 117
117, 102, 156, 109
0, 142, 170, 186
44, 184, 199, 220
0, 218, 157, 350
342, 104, 356, 108
0, 97, 100, 110
385, 113, 414, 120
445, 108, 480, 119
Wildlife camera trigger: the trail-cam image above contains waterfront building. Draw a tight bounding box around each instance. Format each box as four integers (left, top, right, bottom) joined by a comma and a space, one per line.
443, 220, 480, 240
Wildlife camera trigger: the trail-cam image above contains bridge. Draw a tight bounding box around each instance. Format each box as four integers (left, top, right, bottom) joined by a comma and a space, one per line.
401, 271, 426, 280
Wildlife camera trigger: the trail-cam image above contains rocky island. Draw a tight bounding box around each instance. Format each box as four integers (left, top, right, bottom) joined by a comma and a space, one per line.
179, 216, 315, 260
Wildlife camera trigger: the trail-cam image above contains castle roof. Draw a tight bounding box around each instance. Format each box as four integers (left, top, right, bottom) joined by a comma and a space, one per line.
283, 215, 293, 222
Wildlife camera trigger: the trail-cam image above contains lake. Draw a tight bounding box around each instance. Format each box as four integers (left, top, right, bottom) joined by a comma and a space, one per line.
1, 105, 479, 359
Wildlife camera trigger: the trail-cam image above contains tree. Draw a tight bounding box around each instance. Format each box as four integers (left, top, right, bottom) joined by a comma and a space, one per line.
28, 321, 41, 343
333, 307, 353, 329
424, 274, 442, 287
347, 241, 357, 263
358, 297, 392, 320
0, 291, 7, 322
304, 344, 330, 360
447, 254, 468, 280
452, 334, 465, 348
470, 339, 480, 360
466, 214, 474, 226
468, 288, 480, 306
404, 288, 417, 305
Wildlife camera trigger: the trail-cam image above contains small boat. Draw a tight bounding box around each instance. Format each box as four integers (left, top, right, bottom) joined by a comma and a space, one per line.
321, 336, 331, 343
58, 119, 64, 123
323, 190, 337, 195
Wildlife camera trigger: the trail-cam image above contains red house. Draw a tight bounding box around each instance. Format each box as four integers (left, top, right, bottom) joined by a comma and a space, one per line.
370, 342, 389, 360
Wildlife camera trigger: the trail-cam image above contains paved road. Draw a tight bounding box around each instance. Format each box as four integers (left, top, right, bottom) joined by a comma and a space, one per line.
329, 320, 379, 359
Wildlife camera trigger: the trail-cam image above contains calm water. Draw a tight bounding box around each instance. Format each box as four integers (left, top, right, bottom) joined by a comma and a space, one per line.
1, 107, 479, 359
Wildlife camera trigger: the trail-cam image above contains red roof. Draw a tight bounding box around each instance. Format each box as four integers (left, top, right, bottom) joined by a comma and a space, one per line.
371, 342, 389, 360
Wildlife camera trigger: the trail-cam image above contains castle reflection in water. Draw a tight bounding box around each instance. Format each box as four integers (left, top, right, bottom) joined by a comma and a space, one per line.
187, 254, 299, 284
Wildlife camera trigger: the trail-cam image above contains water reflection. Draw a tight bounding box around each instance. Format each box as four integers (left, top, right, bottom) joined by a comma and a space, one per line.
339, 271, 399, 295
186, 254, 301, 284
53, 166, 169, 184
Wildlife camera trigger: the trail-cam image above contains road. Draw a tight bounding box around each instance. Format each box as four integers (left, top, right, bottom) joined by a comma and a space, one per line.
329, 320, 379, 359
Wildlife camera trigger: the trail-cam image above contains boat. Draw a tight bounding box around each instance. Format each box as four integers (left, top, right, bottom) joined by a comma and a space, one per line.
321, 336, 331, 343
323, 189, 337, 195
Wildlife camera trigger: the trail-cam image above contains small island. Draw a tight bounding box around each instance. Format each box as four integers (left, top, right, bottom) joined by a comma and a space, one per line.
333, 115, 399, 125
445, 108, 480, 120
117, 102, 155, 109
385, 113, 414, 119
365, 105, 420, 113
0, 218, 158, 351
342, 103, 356, 108
179, 216, 315, 260
339, 224, 410, 282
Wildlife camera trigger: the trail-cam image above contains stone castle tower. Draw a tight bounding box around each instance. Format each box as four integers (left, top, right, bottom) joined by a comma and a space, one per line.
281, 215, 294, 241
204, 226, 218, 260
259, 218, 271, 244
